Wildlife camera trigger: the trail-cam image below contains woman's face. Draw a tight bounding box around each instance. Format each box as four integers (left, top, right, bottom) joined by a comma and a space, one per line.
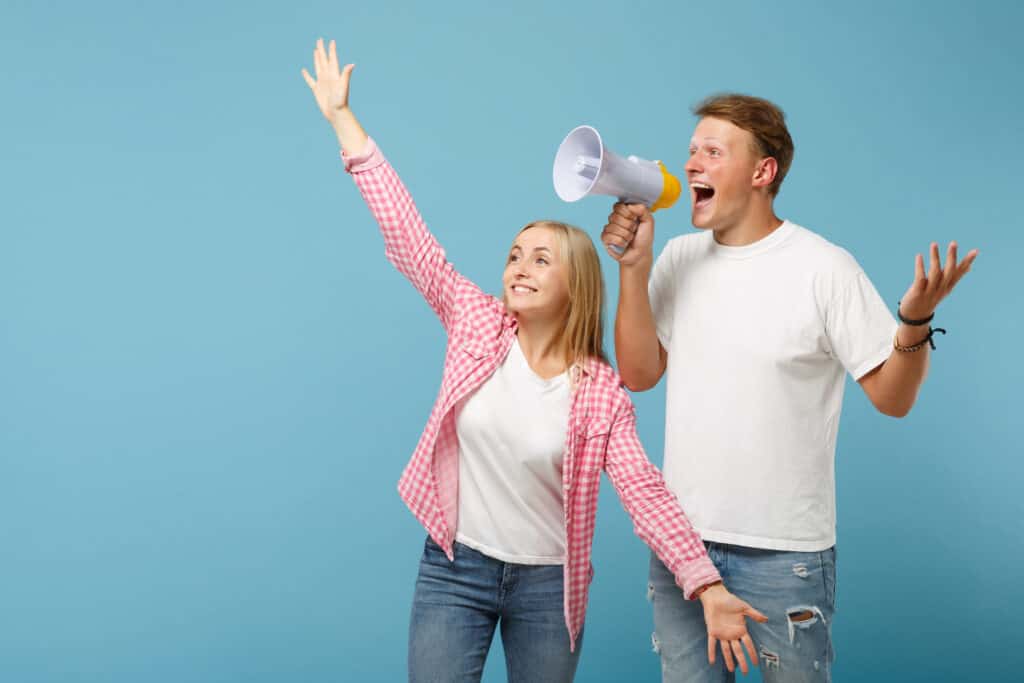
503, 226, 571, 322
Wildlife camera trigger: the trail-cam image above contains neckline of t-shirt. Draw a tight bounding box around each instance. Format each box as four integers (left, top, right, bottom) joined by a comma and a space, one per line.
709, 220, 797, 260
510, 337, 569, 390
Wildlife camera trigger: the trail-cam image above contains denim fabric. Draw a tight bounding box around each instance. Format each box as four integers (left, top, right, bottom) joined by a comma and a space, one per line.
408, 537, 582, 683
649, 543, 837, 683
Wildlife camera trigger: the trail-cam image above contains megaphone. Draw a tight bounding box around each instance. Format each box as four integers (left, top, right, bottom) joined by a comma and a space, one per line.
553, 125, 681, 212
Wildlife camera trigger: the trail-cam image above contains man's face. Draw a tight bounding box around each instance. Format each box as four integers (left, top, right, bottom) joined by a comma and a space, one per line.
684, 116, 765, 231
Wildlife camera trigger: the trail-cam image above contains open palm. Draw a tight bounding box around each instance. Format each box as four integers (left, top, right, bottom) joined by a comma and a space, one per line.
301, 38, 354, 123
898, 241, 978, 320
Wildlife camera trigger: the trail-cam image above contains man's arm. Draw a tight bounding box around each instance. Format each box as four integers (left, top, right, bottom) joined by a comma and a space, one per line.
859, 241, 977, 417
616, 262, 668, 391
602, 203, 667, 392
857, 328, 930, 417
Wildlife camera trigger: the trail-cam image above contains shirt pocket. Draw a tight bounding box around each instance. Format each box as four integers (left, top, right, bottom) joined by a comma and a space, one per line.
459, 338, 491, 361
441, 338, 490, 398
573, 417, 613, 484
581, 417, 613, 440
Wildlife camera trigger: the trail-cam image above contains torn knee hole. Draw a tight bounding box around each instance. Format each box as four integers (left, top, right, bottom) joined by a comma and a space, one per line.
785, 605, 826, 645
760, 647, 780, 670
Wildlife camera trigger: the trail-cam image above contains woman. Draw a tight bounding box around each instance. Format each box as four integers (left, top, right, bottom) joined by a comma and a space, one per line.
301, 38, 766, 682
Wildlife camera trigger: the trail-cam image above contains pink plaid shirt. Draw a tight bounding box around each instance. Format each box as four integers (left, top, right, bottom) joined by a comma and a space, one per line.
343, 138, 720, 650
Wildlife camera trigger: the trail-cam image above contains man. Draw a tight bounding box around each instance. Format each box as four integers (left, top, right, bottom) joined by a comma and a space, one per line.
601, 94, 976, 682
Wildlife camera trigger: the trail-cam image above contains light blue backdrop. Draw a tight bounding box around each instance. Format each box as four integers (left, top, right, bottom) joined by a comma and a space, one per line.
2, 1, 1020, 681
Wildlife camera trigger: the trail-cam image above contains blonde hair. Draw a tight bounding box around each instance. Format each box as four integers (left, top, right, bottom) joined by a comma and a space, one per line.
513, 220, 607, 367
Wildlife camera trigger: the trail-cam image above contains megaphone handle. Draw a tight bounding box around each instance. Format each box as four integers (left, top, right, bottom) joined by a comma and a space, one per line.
606, 195, 649, 254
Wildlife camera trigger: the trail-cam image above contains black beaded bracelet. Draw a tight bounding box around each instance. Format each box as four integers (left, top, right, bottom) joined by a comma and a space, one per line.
897, 301, 934, 326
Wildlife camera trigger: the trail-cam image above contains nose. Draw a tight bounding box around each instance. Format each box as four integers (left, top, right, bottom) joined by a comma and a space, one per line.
684, 153, 702, 175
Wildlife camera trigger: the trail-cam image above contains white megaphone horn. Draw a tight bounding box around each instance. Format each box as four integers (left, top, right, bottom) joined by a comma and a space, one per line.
553, 125, 681, 209
553, 126, 682, 253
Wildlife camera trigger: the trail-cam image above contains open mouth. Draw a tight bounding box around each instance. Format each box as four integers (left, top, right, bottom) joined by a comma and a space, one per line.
691, 182, 715, 209
510, 285, 536, 295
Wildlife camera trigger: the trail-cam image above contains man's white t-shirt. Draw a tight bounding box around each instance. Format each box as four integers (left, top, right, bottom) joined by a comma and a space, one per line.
649, 220, 898, 552
454, 337, 570, 565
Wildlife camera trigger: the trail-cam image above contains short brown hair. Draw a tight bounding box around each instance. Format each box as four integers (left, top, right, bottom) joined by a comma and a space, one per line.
693, 93, 794, 196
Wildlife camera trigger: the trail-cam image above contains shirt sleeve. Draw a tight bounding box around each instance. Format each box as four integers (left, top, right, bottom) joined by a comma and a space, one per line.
603, 397, 721, 599
648, 240, 678, 350
342, 137, 485, 332
825, 266, 900, 380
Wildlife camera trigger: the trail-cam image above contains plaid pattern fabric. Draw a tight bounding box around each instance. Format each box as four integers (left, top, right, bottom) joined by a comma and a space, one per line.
342, 138, 720, 650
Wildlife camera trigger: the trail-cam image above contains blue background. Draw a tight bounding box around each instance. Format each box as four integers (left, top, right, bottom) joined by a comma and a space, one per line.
2, 1, 1020, 680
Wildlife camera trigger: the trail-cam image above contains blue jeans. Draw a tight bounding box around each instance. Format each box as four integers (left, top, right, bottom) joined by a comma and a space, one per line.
649, 543, 837, 683
408, 537, 582, 683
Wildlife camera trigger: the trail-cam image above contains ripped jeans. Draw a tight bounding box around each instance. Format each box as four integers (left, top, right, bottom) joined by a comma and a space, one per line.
649, 543, 836, 683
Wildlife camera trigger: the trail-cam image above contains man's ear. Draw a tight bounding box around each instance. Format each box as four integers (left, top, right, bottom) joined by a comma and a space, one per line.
752, 157, 778, 190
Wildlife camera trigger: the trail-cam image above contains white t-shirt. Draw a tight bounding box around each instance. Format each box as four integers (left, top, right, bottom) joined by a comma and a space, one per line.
454, 337, 570, 564
649, 221, 898, 552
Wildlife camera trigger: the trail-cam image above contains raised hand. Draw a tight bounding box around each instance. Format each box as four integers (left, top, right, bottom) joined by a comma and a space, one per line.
300, 38, 366, 155
698, 584, 768, 675
898, 241, 978, 321
302, 38, 354, 124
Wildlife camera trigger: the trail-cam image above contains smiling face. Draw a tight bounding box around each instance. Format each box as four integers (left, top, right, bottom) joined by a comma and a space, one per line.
503, 226, 571, 322
685, 116, 775, 233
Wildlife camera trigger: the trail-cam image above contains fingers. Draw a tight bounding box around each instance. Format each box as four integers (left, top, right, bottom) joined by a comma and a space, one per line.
603, 219, 636, 241
341, 62, 355, 89
610, 201, 650, 221
604, 241, 626, 260
610, 200, 643, 216
928, 242, 941, 281
602, 233, 632, 258
314, 38, 324, 78
904, 240, 978, 314
744, 606, 769, 623
947, 247, 979, 291
943, 241, 958, 281
605, 205, 639, 235
602, 205, 639, 256
328, 39, 338, 71
742, 634, 759, 668
707, 636, 717, 666
958, 248, 979, 279
301, 68, 316, 90
932, 241, 979, 296
731, 639, 748, 674
721, 639, 736, 673
610, 202, 640, 222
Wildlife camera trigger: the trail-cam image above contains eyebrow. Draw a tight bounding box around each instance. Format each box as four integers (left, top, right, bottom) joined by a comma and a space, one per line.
510, 245, 553, 254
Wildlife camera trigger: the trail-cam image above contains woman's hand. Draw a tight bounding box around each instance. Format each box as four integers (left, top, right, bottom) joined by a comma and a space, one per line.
698, 583, 768, 674
301, 38, 366, 155
302, 38, 353, 122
